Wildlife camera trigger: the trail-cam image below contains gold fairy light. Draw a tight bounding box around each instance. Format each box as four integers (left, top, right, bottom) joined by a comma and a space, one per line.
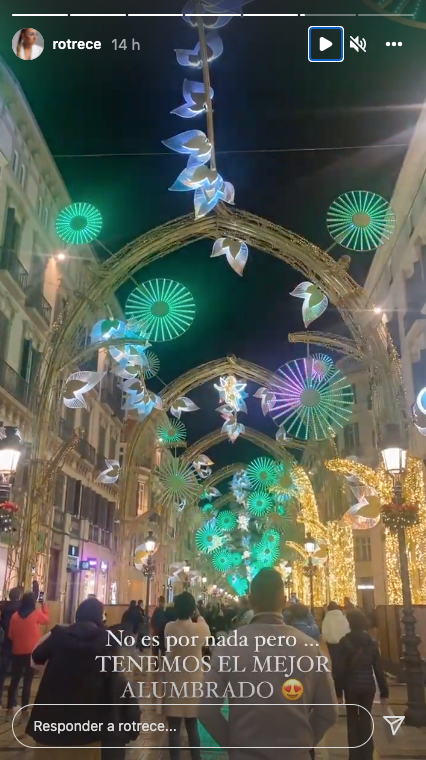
326, 521, 356, 604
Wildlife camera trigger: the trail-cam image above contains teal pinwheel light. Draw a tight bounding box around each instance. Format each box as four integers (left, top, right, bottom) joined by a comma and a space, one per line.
253, 542, 279, 568
56, 202, 102, 244
156, 418, 186, 446
246, 457, 277, 489
212, 548, 234, 573
248, 490, 274, 518
326, 191, 396, 251
216, 510, 238, 533
195, 520, 224, 554
125, 279, 195, 342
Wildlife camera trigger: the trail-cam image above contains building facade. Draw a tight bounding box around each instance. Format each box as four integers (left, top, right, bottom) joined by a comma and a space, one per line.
0, 57, 128, 622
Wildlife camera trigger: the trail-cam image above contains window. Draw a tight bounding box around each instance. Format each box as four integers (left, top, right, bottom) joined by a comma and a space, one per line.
19, 339, 33, 381
81, 408, 90, 439
43, 207, 49, 229
109, 432, 117, 460
98, 424, 106, 457
3, 207, 21, 254
137, 479, 148, 516
343, 422, 360, 451
12, 151, 19, 175
37, 197, 43, 218
350, 384, 357, 404
0, 311, 10, 361
19, 164, 26, 188
354, 537, 371, 563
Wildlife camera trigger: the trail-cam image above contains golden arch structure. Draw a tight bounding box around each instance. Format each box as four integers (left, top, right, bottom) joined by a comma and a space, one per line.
18, 204, 412, 593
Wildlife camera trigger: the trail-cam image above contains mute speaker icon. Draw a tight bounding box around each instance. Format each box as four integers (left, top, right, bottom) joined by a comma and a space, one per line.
350, 36, 366, 52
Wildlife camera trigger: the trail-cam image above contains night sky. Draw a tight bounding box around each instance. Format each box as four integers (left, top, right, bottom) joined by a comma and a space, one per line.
1, 0, 425, 468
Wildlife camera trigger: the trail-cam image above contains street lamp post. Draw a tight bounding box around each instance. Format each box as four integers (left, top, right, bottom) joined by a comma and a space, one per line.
284, 565, 292, 596
144, 531, 157, 617
183, 560, 190, 591
381, 433, 426, 727
304, 534, 316, 613
201, 576, 208, 604
0, 427, 24, 502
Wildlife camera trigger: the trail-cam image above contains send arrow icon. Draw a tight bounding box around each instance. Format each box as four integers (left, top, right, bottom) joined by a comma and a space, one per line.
384, 716, 405, 736
319, 37, 333, 51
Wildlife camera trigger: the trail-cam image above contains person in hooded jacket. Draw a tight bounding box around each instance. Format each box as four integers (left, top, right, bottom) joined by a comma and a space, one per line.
25, 598, 140, 760
0, 587, 22, 706
6, 592, 48, 719
321, 601, 350, 679
287, 603, 321, 641
334, 610, 389, 760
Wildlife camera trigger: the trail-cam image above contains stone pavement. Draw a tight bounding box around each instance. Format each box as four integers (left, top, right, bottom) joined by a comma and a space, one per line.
1, 677, 426, 759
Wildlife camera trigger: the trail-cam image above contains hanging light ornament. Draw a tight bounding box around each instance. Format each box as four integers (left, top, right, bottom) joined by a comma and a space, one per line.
96, 459, 121, 484
215, 375, 248, 443
125, 279, 195, 343
140, 351, 160, 379
311, 354, 334, 381
169, 396, 199, 420
227, 573, 249, 597
195, 519, 225, 554
248, 490, 274, 518
252, 538, 279, 568
237, 513, 250, 531
326, 191, 396, 251
216, 509, 238, 532
290, 282, 328, 328
63, 371, 106, 409
156, 456, 200, 509
56, 202, 102, 244
120, 377, 162, 420
192, 455, 214, 479
212, 547, 234, 572
202, 486, 221, 501
270, 357, 354, 441
211, 238, 249, 276
183, 0, 254, 28
246, 457, 278, 490
157, 419, 187, 446
174, 30, 224, 68
171, 79, 214, 118
231, 469, 251, 504
269, 462, 301, 502
90, 319, 126, 345
254, 387, 276, 416
187, 509, 207, 530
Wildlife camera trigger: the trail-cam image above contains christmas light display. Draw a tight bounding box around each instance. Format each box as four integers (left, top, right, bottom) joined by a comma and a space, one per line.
290, 282, 328, 328
192, 455, 214, 479
63, 371, 106, 409
248, 490, 274, 517
227, 573, 249, 597
195, 520, 225, 554
0, 501, 19, 534
252, 538, 279, 567
215, 375, 248, 443
96, 459, 121, 484
125, 279, 195, 343
230, 469, 250, 504
254, 387, 276, 416
170, 396, 199, 419
174, 30, 224, 68
216, 509, 238, 532
121, 378, 162, 420
269, 461, 300, 502
171, 80, 214, 118
270, 358, 353, 440
237, 514, 250, 531
311, 353, 334, 381
246, 457, 277, 489
157, 419, 187, 446
211, 238, 249, 276
262, 529, 281, 548
90, 319, 126, 344
141, 351, 160, 379
56, 202, 102, 244
156, 456, 200, 509
187, 509, 206, 530
326, 191, 396, 251
212, 547, 234, 572
202, 486, 221, 501
231, 551, 243, 567
183, 0, 253, 28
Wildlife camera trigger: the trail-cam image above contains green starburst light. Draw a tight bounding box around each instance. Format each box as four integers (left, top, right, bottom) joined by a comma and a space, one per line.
326, 191, 396, 251
248, 490, 274, 518
141, 351, 160, 379
156, 456, 199, 508
157, 418, 186, 446
125, 279, 195, 342
195, 520, 223, 554
212, 548, 234, 573
56, 202, 102, 244
246, 457, 277, 489
230, 551, 243, 567
216, 510, 238, 532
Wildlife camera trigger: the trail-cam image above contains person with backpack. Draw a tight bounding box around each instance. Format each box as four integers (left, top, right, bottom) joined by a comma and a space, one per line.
334, 610, 389, 760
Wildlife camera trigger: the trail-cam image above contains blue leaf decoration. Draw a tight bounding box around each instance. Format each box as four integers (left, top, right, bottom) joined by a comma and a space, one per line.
171, 80, 214, 119
174, 32, 223, 68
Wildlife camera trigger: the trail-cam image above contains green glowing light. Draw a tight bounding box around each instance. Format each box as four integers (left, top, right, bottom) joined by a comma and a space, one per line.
157, 418, 186, 446
248, 490, 274, 518
56, 202, 102, 244
246, 457, 277, 489
212, 548, 234, 573
195, 520, 223, 554
125, 279, 195, 343
216, 510, 238, 532
327, 191, 396, 251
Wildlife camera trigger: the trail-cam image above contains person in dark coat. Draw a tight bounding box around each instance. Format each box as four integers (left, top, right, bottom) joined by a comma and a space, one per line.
287, 603, 321, 641
120, 600, 143, 635
0, 587, 22, 706
151, 595, 167, 659
25, 598, 140, 759
334, 610, 389, 760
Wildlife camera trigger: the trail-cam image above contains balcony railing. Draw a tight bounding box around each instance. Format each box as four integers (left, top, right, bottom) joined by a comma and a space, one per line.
76, 437, 96, 465
58, 417, 75, 441
26, 290, 52, 325
0, 247, 29, 293
0, 357, 29, 406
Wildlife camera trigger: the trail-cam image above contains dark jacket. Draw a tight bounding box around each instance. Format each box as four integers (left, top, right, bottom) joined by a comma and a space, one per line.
121, 606, 143, 635
26, 621, 140, 746
334, 630, 389, 699
0, 599, 21, 645
288, 617, 321, 641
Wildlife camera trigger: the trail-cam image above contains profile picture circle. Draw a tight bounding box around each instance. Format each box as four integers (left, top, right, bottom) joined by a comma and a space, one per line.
12, 29, 44, 60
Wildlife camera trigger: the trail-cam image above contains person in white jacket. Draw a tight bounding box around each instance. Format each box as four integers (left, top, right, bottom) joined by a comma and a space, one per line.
321, 602, 350, 678
14, 29, 43, 60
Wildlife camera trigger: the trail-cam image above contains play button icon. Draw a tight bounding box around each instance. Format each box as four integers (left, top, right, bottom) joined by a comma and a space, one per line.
308, 26, 344, 62
319, 37, 333, 51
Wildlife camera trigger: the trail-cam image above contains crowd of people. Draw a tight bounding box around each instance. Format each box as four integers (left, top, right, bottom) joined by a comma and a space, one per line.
0, 572, 389, 760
